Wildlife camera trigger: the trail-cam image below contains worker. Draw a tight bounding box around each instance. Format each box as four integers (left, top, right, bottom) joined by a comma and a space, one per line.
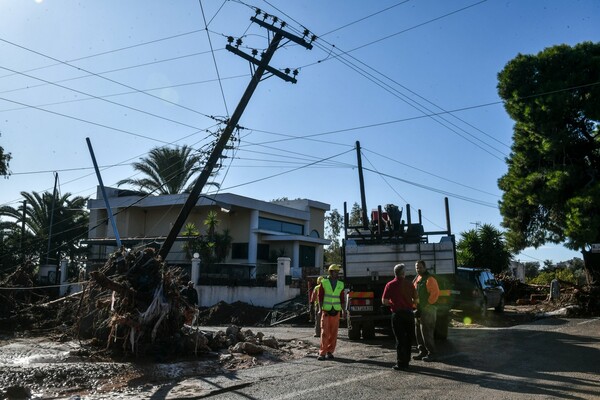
310, 276, 324, 337
317, 264, 346, 360
382, 263, 417, 371
413, 260, 439, 362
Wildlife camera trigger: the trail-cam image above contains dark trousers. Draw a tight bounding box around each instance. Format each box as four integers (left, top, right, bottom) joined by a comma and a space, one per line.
392, 310, 415, 366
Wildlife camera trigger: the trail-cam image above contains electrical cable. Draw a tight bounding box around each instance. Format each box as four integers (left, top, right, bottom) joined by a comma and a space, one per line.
0, 37, 219, 122
199, 0, 230, 116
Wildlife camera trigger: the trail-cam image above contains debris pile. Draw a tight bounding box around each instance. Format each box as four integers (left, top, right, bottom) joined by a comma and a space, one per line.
78, 248, 290, 359
196, 301, 270, 326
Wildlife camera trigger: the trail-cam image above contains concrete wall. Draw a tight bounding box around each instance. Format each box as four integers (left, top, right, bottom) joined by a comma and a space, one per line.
197, 285, 300, 308
195, 257, 296, 308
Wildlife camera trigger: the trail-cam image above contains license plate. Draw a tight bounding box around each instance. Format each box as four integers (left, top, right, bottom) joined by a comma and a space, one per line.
350, 306, 373, 312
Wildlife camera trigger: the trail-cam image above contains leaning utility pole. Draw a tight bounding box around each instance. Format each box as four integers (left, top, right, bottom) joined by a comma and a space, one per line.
158, 14, 313, 260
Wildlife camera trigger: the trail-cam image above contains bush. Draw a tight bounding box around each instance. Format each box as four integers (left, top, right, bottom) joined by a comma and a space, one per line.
528, 268, 577, 285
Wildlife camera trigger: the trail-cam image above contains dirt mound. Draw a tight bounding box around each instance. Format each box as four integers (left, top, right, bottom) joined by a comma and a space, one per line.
197, 301, 270, 326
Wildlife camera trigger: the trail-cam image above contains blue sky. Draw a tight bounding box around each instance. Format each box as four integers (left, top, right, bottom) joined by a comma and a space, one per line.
1, 0, 598, 265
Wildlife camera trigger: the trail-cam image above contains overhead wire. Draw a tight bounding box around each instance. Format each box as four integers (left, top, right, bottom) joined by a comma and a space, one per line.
362, 147, 500, 198
360, 151, 446, 230
361, 166, 498, 208
261, 0, 507, 160
0, 64, 220, 134
0, 28, 207, 80
0, 146, 354, 272
0, 37, 219, 122
199, 0, 230, 116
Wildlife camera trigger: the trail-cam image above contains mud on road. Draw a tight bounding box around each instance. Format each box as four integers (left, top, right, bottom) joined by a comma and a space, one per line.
0, 299, 587, 399
0, 329, 317, 399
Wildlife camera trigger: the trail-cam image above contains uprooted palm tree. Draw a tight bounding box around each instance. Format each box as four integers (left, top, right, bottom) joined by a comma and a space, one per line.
117, 145, 219, 195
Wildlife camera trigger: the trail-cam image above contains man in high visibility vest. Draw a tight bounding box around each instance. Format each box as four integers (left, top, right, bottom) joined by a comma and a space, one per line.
310, 276, 324, 337
317, 264, 346, 360
413, 260, 439, 362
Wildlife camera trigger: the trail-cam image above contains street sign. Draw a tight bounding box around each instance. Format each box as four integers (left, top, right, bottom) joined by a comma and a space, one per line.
591, 244, 600, 253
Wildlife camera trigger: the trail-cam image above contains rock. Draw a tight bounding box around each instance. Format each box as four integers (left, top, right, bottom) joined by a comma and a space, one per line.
5, 385, 31, 399
261, 336, 279, 349
230, 341, 264, 355
226, 325, 240, 337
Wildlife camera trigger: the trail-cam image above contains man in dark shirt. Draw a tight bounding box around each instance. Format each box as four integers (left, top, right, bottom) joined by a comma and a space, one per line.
382, 263, 417, 370
181, 281, 199, 307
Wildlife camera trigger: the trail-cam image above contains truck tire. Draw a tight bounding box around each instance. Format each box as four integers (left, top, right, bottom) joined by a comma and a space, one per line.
348, 320, 361, 340
479, 298, 488, 319
494, 296, 505, 313
362, 321, 375, 339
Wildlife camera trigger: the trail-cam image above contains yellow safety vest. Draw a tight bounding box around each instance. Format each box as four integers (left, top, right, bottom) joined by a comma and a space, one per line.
321, 278, 344, 311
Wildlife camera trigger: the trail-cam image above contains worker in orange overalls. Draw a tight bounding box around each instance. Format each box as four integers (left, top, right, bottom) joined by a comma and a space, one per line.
317, 264, 346, 360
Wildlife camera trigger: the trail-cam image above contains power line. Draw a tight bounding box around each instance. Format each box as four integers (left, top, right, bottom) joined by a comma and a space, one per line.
199, 0, 230, 116
0, 37, 219, 122
0, 64, 214, 133
267, 0, 507, 159
0, 29, 206, 81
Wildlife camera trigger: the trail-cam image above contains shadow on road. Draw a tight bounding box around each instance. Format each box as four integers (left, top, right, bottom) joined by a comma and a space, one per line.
422, 318, 600, 399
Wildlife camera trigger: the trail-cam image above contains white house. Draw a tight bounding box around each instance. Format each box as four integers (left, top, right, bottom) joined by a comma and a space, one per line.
85, 187, 330, 306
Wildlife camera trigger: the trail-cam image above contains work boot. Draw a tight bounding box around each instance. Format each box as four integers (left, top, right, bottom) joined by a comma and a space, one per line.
422, 354, 436, 362
392, 363, 409, 371
412, 352, 427, 360
326, 353, 334, 359
317, 355, 325, 361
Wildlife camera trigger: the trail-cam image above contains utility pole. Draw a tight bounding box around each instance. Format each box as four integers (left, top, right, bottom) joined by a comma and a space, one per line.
355, 141, 370, 230
158, 13, 313, 261
20, 200, 26, 264
46, 172, 58, 266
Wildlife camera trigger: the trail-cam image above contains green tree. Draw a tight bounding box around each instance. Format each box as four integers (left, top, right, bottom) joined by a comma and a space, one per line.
497, 42, 600, 255
324, 209, 343, 265
181, 213, 231, 265
0, 144, 11, 178
0, 222, 21, 275
349, 202, 363, 227
0, 191, 88, 267
523, 261, 541, 280
456, 223, 513, 274
117, 145, 219, 194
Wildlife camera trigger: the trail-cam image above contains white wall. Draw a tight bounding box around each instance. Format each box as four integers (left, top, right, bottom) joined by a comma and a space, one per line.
198, 285, 300, 308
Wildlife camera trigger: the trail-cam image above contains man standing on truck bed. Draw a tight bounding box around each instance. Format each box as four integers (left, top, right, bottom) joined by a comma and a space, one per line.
413, 260, 439, 362
317, 264, 346, 361
382, 263, 417, 370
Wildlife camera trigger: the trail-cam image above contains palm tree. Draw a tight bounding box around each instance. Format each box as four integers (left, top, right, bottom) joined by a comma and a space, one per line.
117, 145, 218, 194
457, 223, 512, 274
0, 191, 89, 266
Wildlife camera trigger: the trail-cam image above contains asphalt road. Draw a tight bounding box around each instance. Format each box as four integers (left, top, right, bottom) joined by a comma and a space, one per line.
128, 317, 600, 400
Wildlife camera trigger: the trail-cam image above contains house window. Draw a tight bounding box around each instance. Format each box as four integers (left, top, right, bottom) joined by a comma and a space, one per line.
310, 229, 320, 238
231, 243, 249, 259
299, 245, 316, 268
258, 217, 304, 235
257, 243, 270, 261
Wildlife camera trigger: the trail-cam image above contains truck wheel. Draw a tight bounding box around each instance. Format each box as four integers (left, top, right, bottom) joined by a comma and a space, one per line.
494, 296, 505, 313
348, 321, 361, 340
479, 298, 488, 319
362, 321, 375, 339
